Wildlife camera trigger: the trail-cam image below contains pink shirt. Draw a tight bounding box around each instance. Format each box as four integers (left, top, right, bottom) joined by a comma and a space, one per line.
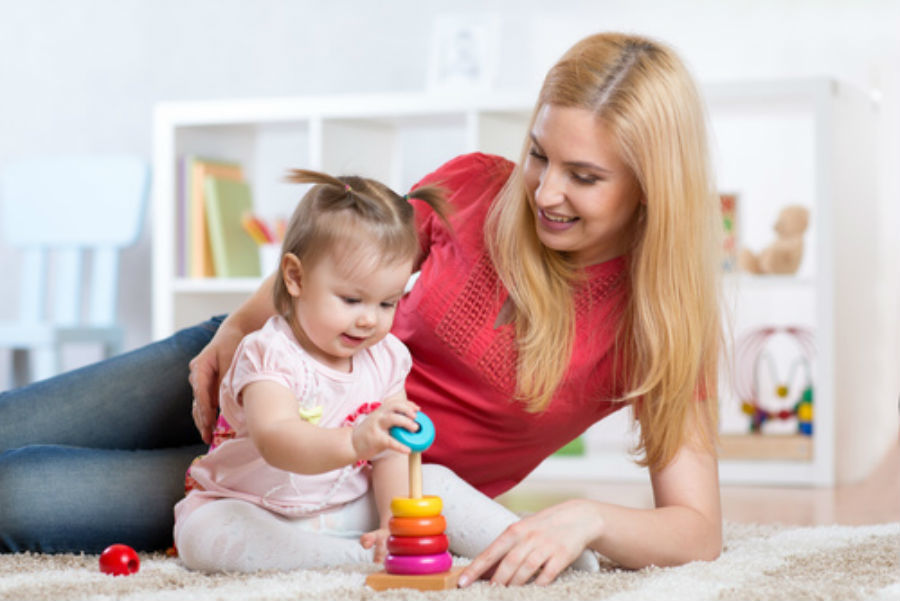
174, 315, 411, 527
394, 153, 629, 498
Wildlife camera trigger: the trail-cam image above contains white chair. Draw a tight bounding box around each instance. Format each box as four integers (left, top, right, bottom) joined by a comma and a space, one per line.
0, 155, 149, 387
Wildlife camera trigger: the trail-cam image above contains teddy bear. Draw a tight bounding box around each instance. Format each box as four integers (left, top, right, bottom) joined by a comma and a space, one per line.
738, 205, 810, 275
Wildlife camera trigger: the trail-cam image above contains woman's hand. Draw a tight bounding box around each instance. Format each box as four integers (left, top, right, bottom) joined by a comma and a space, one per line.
458, 499, 600, 588
351, 394, 420, 461
188, 320, 246, 444
360, 527, 391, 563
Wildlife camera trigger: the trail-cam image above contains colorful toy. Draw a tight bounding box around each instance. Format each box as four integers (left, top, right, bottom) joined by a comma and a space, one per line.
365, 411, 463, 591
734, 325, 815, 435
795, 386, 814, 435
99, 543, 140, 576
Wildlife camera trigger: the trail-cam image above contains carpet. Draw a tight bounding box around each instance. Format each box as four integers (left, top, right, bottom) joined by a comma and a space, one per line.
1, 522, 897, 601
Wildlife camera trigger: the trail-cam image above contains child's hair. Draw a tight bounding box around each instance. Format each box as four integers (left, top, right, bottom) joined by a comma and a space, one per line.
273, 169, 448, 318
485, 33, 722, 470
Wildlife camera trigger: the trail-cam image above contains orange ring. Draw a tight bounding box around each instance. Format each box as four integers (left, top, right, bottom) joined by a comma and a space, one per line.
390, 496, 442, 518
388, 515, 446, 537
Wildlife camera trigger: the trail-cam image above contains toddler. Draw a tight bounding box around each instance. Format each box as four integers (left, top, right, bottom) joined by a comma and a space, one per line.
173, 169, 447, 572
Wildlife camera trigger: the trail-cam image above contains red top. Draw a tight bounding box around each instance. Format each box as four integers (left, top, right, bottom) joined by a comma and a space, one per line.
393, 153, 629, 498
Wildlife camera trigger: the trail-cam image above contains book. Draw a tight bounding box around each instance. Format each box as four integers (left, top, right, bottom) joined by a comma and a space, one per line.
185, 157, 244, 277
204, 176, 261, 278
720, 193, 739, 272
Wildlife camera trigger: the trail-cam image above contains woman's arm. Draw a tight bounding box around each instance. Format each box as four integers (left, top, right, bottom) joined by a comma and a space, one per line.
458, 410, 722, 587
190, 273, 279, 443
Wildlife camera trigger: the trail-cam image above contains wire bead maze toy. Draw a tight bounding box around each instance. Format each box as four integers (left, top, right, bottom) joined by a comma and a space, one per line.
734, 325, 815, 435
365, 411, 464, 591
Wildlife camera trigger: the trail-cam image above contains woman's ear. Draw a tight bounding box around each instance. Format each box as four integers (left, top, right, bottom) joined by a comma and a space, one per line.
282, 253, 304, 297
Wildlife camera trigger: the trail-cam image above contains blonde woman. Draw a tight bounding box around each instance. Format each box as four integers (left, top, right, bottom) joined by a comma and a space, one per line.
0, 33, 722, 586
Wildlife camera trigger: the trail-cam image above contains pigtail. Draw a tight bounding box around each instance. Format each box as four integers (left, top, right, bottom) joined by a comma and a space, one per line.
285, 168, 346, 190
406, 182, 452, 229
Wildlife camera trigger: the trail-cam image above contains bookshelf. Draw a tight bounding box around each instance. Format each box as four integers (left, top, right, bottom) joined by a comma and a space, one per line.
152, 78, 879, 486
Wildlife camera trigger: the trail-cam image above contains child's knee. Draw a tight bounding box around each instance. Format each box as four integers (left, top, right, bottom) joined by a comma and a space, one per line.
421, 463, 460, 491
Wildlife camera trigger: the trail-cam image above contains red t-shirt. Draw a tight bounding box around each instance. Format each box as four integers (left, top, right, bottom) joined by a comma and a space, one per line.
392, 153, 629, 498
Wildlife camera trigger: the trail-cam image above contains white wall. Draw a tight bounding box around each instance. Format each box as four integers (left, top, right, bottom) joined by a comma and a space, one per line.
1, 0, 898, 473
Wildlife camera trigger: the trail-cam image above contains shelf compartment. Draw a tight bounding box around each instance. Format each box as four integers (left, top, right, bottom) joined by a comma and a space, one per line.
719, 433, 813, 461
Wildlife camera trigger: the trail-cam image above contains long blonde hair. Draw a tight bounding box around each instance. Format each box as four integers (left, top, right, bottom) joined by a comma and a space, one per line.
485, 33, 722, 469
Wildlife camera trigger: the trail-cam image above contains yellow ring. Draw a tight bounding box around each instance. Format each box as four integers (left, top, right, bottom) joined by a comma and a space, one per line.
390, 495, 442, 518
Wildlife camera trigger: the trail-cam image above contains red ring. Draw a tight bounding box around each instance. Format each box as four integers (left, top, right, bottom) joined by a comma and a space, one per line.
388, 515, 446, 537
387, 534, 449, 556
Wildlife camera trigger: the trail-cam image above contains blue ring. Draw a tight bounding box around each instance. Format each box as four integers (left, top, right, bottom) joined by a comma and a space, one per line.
390, 411, 435, 452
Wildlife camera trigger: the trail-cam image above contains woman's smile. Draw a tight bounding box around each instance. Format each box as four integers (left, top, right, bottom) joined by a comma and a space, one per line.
537, 208, 580, 230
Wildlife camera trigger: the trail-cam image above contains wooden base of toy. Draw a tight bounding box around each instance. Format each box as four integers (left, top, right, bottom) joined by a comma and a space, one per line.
365, 566, 464, 591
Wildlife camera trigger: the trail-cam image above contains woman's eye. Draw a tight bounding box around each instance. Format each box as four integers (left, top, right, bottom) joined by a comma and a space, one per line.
528, 148, 547, 162
572, 172, 598, 185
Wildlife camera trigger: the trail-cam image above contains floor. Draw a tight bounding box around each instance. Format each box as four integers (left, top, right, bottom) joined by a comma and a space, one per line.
497, 438, 900, 526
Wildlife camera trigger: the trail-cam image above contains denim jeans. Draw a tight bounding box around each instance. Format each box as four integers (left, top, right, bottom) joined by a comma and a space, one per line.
0, 316, 224, 553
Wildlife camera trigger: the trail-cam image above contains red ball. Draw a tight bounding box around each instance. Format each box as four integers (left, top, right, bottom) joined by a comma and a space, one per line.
99, 544, 140, 576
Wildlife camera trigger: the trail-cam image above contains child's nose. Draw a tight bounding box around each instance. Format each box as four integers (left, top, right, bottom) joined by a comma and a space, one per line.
357, 307, 377, 328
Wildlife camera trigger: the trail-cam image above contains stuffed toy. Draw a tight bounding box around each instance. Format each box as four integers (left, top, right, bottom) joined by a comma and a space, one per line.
738, 205, 810, 275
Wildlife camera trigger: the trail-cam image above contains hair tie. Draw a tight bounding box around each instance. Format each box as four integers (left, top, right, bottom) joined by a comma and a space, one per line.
403, 193, 410, 201
344, 183, 352, 192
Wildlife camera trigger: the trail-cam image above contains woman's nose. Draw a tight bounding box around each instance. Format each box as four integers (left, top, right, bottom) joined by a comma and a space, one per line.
534, 167, 564, 207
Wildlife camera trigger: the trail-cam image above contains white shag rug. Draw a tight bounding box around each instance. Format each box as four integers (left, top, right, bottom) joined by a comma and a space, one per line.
1, 522, 897, 601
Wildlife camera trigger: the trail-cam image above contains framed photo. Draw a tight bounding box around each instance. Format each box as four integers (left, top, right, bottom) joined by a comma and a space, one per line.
427, 13, 500, 93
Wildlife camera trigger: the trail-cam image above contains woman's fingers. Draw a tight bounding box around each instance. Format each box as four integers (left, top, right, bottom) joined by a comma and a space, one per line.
458, 529, 510, 586
188, 358, 214, 443
459, 503, 595, 588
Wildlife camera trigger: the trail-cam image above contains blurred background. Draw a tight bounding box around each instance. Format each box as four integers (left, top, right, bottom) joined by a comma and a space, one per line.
0, 0, 897, 453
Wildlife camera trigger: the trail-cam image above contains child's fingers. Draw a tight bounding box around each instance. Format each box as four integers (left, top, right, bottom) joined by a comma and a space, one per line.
387, 438, 411, 454
385, 412, 420, 436
381, 395, 420, 416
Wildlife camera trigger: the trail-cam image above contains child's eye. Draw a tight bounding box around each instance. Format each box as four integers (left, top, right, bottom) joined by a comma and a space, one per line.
342, 297, 361, 305
380, 301, 398, 309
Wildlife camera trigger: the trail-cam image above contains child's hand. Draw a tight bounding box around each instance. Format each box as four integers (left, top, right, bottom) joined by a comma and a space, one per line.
360, 527, 391, 563
351, 395, 419, 461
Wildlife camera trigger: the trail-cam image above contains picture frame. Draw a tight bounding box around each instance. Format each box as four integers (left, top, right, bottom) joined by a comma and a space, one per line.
427, 13, 500, 94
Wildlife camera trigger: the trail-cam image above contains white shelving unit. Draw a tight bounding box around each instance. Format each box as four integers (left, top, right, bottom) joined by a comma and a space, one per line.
152, 92, 533, 338
152, 78, 878, 487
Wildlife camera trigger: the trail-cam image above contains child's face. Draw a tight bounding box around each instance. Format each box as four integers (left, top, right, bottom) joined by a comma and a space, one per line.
283, 247, 413, 372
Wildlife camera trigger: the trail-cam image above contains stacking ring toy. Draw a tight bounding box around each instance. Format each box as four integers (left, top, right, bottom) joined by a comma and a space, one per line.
390, 495, 442, 518
388, 515, 446, 537
384, 552, 452, 575
389, 411, 435, 452
387, 534, 449, 556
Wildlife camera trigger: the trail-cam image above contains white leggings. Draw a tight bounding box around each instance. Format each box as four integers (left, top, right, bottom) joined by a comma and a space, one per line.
175, 464, 600, 573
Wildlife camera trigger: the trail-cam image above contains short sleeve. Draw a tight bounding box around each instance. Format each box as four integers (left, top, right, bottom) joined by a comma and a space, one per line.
219, 326, 313, 432
408, 153, 515, 270
375, 334, 413, 399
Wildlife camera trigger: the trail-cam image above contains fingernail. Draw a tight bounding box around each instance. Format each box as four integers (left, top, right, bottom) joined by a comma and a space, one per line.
457, 574, 469, 588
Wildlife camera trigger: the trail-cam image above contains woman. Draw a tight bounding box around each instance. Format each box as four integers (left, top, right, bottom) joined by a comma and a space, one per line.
0, 32, 723, 586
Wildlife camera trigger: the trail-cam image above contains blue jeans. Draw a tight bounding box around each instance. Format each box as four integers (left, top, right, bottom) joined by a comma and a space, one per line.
0, 316, 223, 553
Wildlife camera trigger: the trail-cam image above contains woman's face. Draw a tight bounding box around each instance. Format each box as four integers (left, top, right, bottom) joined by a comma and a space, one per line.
523, 104, 643, 266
